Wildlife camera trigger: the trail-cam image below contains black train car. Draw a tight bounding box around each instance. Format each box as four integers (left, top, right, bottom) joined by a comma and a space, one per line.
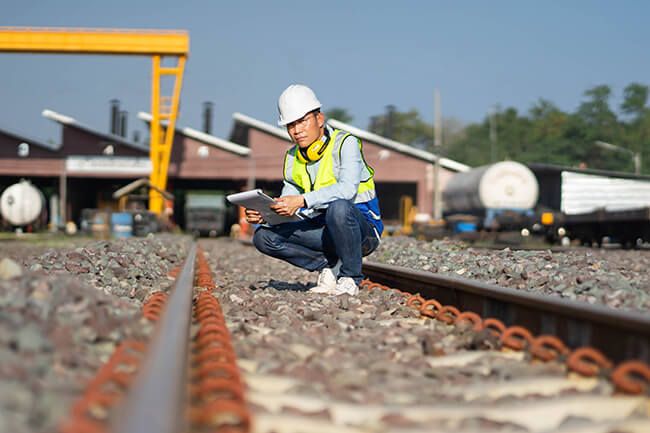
527, 163, 650, 247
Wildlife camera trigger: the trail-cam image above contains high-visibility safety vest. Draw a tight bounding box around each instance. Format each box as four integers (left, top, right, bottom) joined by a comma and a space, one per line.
283, 128, 377, 204
283, 127, 384, 237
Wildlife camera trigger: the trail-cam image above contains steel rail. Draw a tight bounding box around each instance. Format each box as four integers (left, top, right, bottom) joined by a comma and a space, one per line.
363, 260, 650, 363
112, 242, 197, 433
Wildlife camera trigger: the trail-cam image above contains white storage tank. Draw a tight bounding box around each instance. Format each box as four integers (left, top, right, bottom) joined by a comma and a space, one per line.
443, 161, 539, 213
0, 180, 45, 226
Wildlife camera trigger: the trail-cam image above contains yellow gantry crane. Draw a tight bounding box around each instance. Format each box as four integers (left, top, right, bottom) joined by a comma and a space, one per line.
0, 27, 189, 213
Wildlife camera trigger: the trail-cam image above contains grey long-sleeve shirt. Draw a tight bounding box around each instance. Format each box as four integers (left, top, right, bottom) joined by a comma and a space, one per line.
280, 124, 363, 210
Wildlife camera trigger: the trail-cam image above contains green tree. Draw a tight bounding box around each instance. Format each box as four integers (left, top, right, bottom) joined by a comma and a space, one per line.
445, 106, 531, 167
324, 107, 354, 123
444, 122, 490, 166
525, 99, 575, 165
442, 117, 466, 147
368, 105, 433, 149
620, 83, 650, 173
565, 85, 627, 170
369, 82, 650, 174
576, 85, 619, 140
621, 83, 648, 121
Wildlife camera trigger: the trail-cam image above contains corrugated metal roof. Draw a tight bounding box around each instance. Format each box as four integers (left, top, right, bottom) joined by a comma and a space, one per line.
43, 109, 149, 153
528, 162, 650, 182
232, 112, 291, 141
138, 112, 250, 157
0, 124, 61, 151
328, 119, 470, 172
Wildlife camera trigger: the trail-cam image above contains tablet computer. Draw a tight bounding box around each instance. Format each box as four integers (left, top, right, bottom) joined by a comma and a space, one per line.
226, 189, 302, 225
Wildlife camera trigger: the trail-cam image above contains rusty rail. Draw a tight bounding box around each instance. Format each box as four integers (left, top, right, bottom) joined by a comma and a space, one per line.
362, 260, 650, 364
363, 280, 650, 395
112, 242, 197, 433
189, 249, 252, 432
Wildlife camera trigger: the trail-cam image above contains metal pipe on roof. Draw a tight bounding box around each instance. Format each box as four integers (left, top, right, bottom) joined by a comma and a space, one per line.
110, 99, 120, 135
120, 110, 128, 138
203, 101, 213, 134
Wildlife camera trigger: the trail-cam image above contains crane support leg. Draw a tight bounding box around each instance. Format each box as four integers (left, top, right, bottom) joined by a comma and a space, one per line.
149, 54, 186, 213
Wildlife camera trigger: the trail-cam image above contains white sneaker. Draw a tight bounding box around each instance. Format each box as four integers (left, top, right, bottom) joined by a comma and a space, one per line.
309, 267, 337, 293
332, 277, 359, 296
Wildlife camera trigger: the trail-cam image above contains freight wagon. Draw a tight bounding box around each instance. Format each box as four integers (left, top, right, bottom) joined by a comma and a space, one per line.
440, 162, 650, 247
184, 191, 226, 237
527, 164, 650, 247
442, 161, 539, 232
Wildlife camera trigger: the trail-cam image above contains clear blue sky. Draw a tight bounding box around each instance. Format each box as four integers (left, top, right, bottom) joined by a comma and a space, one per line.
1, 1, 649, 144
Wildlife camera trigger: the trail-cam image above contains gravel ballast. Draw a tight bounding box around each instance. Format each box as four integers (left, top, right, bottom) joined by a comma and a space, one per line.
371, 237, 650, 312
0, 234, 190, 433
1, 233, 648, 432
200, 238, 648, 432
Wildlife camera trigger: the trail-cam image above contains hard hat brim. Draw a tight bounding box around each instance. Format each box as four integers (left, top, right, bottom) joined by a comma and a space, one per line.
277, 103, 322, 126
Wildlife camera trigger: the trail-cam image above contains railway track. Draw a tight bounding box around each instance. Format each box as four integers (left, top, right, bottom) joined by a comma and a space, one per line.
362, 260, 650, 364
58, 242, 251, 433
112, 242, 198, 433
11, 237, 646, 432
207, 239, 650, 432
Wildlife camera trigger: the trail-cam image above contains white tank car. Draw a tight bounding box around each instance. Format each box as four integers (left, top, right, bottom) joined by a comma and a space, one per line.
0, 180, 45, 227
443, 161, 539, 213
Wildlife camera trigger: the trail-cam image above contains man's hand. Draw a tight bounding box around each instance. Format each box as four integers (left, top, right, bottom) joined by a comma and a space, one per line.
244, 208, 265, 224
271, 195, 305, 216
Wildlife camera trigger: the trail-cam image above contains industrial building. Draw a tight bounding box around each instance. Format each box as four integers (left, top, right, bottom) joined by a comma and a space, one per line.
0, 105, 469, 232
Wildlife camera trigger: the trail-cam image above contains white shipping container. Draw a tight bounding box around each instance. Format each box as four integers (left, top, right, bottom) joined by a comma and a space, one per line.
561, 171, 650, 215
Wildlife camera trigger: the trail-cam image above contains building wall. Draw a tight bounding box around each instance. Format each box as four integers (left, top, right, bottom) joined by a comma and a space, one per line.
1, 125, 156, 228
0, 158, 64, 177
167, 132, 251, 181
62, 127, 145, 156
360, 141, 456, 216
247, 128, 292, 181
2, 120, 459, 225
0, 131, 62, 176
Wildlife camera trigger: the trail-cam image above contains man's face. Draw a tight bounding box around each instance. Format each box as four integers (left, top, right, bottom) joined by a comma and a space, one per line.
286, 111, 324, 148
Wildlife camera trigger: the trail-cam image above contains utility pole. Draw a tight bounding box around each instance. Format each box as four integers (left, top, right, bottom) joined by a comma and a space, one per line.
433, 89, 443, 221
59, 168, 67, 230
489, 104, 498, 163
385, 105, 396, 139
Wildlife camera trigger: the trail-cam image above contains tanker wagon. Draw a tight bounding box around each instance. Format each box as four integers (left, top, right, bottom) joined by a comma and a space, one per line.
442, 161, 539, 232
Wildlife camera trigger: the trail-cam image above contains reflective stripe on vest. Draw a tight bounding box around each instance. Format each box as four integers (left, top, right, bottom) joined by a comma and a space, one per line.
283, 128, 376, 204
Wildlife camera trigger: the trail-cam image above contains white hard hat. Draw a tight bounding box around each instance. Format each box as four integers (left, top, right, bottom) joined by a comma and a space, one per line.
277, 84, 322, 126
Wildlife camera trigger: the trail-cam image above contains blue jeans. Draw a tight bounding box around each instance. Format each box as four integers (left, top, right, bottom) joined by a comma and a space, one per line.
252, 199, 380, 284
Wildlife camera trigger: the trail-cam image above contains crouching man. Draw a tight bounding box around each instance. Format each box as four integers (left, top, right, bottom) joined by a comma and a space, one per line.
245, 84, 383, 295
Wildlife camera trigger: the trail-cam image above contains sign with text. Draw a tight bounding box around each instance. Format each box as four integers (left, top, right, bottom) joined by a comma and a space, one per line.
66, 156, 152, 175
